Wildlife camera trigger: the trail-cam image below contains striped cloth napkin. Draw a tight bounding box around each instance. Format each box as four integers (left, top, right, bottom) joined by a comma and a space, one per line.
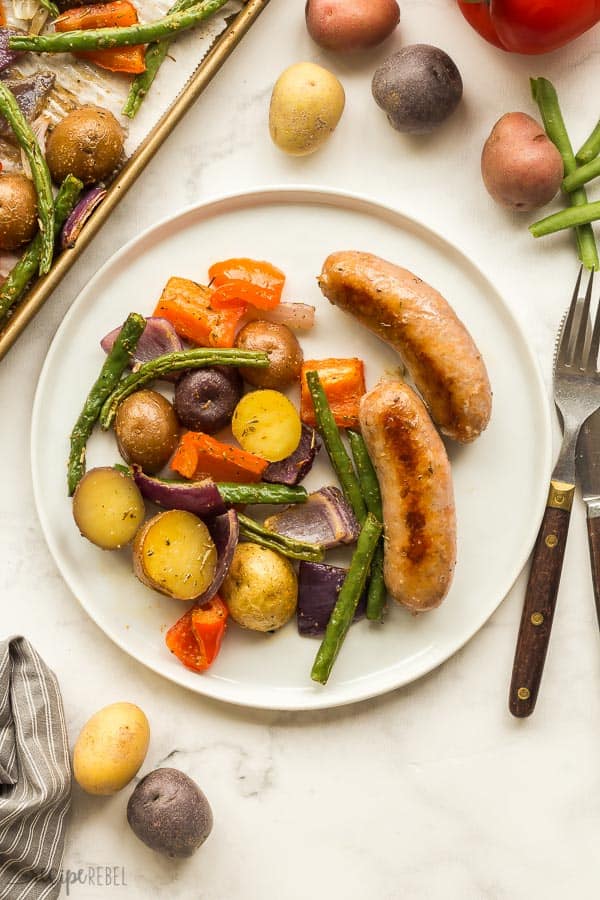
0, 637, 71, 900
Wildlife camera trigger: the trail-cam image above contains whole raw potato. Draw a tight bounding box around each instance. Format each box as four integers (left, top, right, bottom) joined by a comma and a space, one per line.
269, 62, 345, 156
481, 112, 564, 211
127, 768, 213, 858
221, 543, 298, 632
305, 0, 400, 52
372, 44, 463, 134
73, 702, 150, 796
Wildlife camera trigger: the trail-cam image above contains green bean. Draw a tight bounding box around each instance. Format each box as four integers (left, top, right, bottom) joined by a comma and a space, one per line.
530, 77, 599, 271
123, 0, 213, 118
347, 429, 386, 622
562, 156, 600, 193
311, 513, 383, 685
530, 201, 600, 237
0, 82, 54, 275
576, 119, 600, 165
99, 348, 269, 429
217, 483, 308, 506
10, 0, 229, 52
305, 371, 367, 523
0, 175, 83, 325
39, 0, 59, 16
238, 513, 325, 563
68, 313, 146, 495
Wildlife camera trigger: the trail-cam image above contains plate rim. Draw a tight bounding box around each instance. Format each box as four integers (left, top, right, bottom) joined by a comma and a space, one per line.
31, 184, 553, 711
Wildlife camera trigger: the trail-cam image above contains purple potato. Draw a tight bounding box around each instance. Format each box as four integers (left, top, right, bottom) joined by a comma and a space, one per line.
127, 768, 213, 858
174, 366, 243, 433
372, 45, 463, 134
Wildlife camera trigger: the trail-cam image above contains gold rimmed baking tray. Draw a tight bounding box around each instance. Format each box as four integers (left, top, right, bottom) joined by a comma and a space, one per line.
0, 0, 271, 362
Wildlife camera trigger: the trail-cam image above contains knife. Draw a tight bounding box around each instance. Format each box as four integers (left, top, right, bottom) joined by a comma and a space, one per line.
577, 410, 600, 626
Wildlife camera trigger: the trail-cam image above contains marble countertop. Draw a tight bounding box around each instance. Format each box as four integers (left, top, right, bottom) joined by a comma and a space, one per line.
2, 1, 600, 897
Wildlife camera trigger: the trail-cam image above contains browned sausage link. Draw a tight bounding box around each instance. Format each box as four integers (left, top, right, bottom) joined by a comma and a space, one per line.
318, 250, 492, 443
359, 380, 456, 612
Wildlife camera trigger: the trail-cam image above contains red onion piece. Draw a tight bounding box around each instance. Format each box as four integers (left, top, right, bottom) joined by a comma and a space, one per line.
195, 509, 239, 605
0, 29, 23, 74
297, 562, 366, 636
132, 465, 226, 518
264, 486, 360, 548
101, 317, 184, 377
61, 186, 106, 250
240, 302, 315, 332
263, 424, 321, 486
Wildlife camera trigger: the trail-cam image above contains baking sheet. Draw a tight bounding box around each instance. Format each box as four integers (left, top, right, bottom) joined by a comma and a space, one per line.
0, 0, 268, 359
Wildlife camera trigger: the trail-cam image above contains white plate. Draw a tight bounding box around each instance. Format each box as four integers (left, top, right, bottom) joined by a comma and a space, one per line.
31, 187, 552, 711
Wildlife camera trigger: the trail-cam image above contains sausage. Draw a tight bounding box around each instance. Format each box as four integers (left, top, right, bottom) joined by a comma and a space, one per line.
359, 379, 456, 612
318, 250, 492, 443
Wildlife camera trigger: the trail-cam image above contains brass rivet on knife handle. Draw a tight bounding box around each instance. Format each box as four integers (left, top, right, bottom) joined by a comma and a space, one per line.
0, 0, 272, 362
530, 612, 544, 626
517, 687, 530, 701
547, 480, 575, 511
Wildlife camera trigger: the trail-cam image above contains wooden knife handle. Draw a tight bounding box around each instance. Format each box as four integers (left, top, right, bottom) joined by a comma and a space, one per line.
586, 515, 600, 629
509, 483, 574, 718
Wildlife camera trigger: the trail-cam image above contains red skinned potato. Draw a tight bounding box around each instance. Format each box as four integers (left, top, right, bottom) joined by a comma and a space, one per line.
481, 112, 564, 212
305, 0, 400, 52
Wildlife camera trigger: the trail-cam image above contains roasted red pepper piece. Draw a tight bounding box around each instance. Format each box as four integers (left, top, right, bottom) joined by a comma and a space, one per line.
191, 596, 228, 665
165, 595, 228, 673
458, 0, 600, 54
55, 1, 146, 74
208, 258, 285, 310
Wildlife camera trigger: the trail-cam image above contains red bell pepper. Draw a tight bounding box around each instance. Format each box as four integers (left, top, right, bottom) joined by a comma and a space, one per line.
165, 595, 228, 673
55, 1, 146, 74
208, 258, 285, 311
458, 1, 600, 54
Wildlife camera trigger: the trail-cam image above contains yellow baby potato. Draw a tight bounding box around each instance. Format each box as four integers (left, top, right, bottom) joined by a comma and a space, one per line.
232, 389, 302, 462
73, 702, 150, 796
269, 62, 345, 156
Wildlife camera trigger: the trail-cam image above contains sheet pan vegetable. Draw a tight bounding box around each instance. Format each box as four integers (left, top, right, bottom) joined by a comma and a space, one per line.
101, 316, 184, 369
262, 424, 320, 486
301, 358, 365, 429
68, 311, 146, 495
153, 276, 246, 348
115, 388, 179, 473
0, 175, 83, 325
305, 370, 367, 523
123, 0, 195, 118
61, 186, 107, 249
165, 595, 228, 672
235, 321, 303, 389
347, 429, 386, 621
238, 513, 325, 563
0, 81, 54, 274
311, 513, 383, 684
231, 389, 302, 463
297, 562, 367, 636
171, 431, 269, 483
99, 347, 268, 428
174, 366, 243, 433
220, 543, 298, 632
54, 1, 146, 74
133, 508, 217, 600
73, 466, 145, 548
264, 486, 359, 549
9, 0, 230, 52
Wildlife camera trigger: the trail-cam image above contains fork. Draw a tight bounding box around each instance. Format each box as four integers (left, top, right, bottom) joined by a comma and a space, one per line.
509, 268, 600, 717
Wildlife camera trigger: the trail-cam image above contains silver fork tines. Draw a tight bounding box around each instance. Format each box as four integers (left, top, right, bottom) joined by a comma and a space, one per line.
553, 268, 600, 486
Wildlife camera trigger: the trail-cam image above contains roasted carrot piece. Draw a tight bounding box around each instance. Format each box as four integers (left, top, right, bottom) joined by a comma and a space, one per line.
154, 276, 244, 348
76, 47, 146, 74
55, 2, 146, 75
300, 358, 366, 430
171, 432, 268, 483
0, 1, 6, 26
